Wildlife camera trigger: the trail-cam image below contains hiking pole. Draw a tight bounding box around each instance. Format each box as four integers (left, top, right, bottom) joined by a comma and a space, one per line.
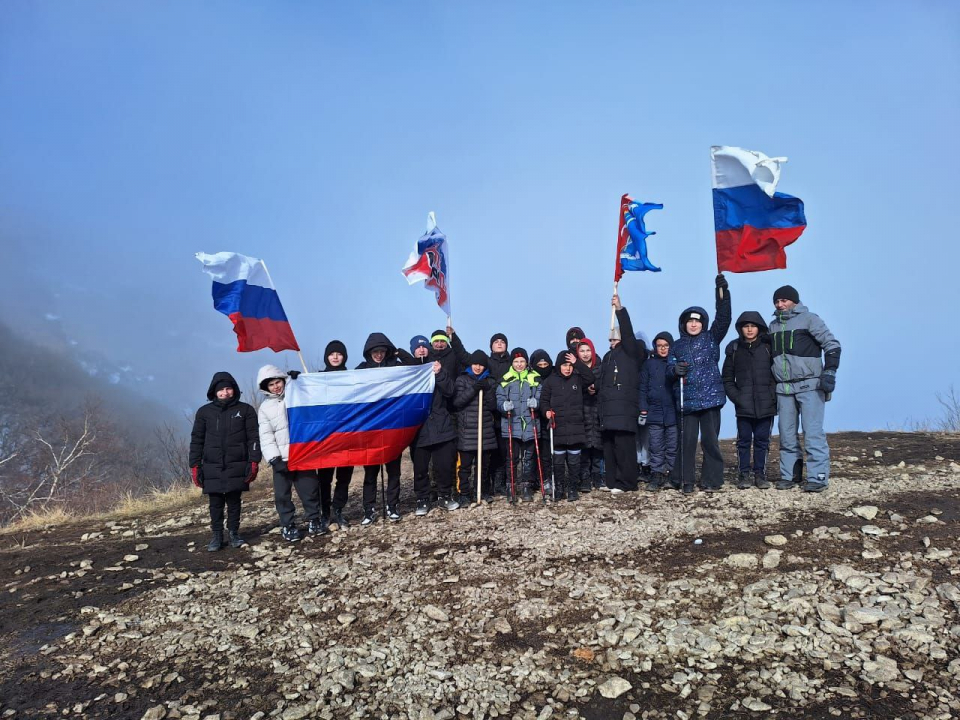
476, 389, 484, 505
530, 408, 547, 503
678, 377, 685, 490
506, 411, 516, 503
549, 417, 556, 502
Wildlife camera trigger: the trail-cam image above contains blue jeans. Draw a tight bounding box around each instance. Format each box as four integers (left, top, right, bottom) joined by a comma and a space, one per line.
777, 390, 829, 484
736, 417, 773, 474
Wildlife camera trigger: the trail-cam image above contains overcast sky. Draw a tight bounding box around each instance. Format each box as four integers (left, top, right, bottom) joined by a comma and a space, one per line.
1, 1, 958, 432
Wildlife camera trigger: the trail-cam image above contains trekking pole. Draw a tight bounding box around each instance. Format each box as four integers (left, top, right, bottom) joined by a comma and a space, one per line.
476, 389, 484, 505
506, 411, 516, 503
379, 464, 387, 519
549, 417, 556, 502
678, 377, 685, 489
530, 408, 547, 503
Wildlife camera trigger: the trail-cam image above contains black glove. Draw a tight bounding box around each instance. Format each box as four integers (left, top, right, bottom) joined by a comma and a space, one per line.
269, 457, 289, 473
819, 371, 836, 394
715, 274, 728, 291
287, 370, 301, 380
674, 361, 689, 377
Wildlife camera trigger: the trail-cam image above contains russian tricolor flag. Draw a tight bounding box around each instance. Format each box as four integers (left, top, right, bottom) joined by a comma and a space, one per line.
285, 365, 435, 470
711, 146, 807, 273
196, 252, 300, 353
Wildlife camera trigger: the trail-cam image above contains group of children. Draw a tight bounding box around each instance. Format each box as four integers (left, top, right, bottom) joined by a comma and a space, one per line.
188, 276, 842, 549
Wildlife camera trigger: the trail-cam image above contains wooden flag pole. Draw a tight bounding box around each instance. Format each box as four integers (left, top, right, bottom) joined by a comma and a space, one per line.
476, 389, 483, 505
259, 260, 308, 373
610, 281, 619, 334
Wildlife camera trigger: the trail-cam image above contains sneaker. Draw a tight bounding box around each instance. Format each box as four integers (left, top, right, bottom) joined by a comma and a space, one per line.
207, 530, 225, 552
415, 499, 430, 517
579, 478, 592, 493
482, 493, 494, 503
567, 488, 579, 502
610, 488, 624, 495
360, 508, 376, 527
704, 484, 723, 493
386, 506, 401, 522
308, 518, 328, 535
682, 484, 695, 495
645, 480, 660, 493
803, 473, 828, 493
754, 472, 771, 490
281, 525, 302, 542
775, 480, 796, 491
331, 508, 349, 529
228, 530, 246, 548
736, 472, 753, 490
441, 496, 460, 511
594, 477, 608, 491
521, 487, 534, 503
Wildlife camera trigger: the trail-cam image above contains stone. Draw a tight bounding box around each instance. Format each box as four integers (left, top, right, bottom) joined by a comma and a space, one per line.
742, 698, 772, 712
598, 676, 632, 699
852, 506, 879, 521
763, 535, 788, 547
123, 555, 139, 562
141, 707, 167, 720
424, 605, 449, 621
862, 655, 899, 684
725, 553, 758, 569
844, 606, 884, 625
860, 525, 884, 536
762, 551, 782, 569
336, 613, 357, 625
490, 617, 512, 634
281, 706, 313, 720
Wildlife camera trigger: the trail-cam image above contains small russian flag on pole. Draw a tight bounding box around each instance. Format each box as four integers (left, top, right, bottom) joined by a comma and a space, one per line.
196, 252, 301, 353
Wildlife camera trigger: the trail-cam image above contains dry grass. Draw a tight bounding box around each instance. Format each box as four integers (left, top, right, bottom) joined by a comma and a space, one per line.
0, 505, 75, 534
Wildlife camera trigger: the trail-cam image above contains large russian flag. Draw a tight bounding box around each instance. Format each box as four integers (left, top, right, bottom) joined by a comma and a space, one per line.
286, 365, 435, 470
196, 252, 300, 352
711, 146, 807, 273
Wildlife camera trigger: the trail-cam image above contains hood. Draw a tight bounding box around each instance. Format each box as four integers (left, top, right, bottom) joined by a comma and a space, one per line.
651, 331, 674, 358
206, 371, 241, 401
735, 311, 769, 337
577, 338, 598, 368
554, 349, 576, 369
772, 303, 809, 322
679, 306, 711, 336
362, 332, 397, 364
566, 326, 585, 347
257, 364, 286, 395
324, 340, 348, 371
531, 349, 553, 380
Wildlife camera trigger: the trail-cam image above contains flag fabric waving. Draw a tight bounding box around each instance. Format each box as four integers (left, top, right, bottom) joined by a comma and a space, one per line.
615, 195, 664, 281
286, 365, 435, 470
711, 146, 807, 273
196, 252, 300, 352
401, 212, 451, 315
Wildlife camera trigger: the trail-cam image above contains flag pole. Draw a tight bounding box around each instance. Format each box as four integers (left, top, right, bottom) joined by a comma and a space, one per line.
259, 260, 308, 373
611, 194, 627, 334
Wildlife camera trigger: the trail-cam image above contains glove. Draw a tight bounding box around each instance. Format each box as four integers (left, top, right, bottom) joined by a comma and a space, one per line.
638, 413, 648, 426
674, 361, 689, 377
502, 400, 514, 413
247, 462, 259, 484
190, 466, 201, 488
526, 398, 538, 409
287, 370, 301, 380
715, 274, 728, 291
269, 457, 288, 473
819, 371, 836, 393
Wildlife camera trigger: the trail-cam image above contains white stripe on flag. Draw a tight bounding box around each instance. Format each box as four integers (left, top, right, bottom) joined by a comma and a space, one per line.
286, 364, 436, 408
710, 146, 788, 198
196, 251, 272, 287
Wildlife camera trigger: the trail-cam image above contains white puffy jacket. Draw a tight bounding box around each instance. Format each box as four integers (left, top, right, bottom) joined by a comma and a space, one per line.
257, 364, 289, 462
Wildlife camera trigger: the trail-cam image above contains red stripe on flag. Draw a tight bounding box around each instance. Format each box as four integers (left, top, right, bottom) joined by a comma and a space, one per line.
287, 427, 420, 470
715, 225, 805, 274
228, 313, 300, 352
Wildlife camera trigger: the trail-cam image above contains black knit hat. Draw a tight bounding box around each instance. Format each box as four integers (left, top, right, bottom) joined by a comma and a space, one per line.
773, 285, 800, 304
467, 350, 489, 368
565, 326, 585, 347
510, 347, 528, 363
490, 332, 508, 349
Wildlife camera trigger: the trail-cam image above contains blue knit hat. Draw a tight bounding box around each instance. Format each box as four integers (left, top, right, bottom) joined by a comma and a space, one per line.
410, 335, 430, 353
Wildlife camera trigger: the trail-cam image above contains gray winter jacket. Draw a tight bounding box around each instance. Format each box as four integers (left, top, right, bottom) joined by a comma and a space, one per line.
769, 304, 841, 395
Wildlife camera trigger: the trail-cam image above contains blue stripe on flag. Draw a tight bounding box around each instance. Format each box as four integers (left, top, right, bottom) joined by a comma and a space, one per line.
287, 392, 433, 445
211, 280, 290, 321
712, 185, 807, 232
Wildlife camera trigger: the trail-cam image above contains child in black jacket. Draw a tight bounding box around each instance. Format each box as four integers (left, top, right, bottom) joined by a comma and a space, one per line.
540, 350, 595, 501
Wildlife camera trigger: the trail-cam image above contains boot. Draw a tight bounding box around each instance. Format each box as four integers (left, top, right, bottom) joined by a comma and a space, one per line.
754, 471, 771, 489
228, 530, 246, 548
331, 507, 349, 529
736, 471, 753, 490
566, 478, 579, 502
646, 472, 663, 492
579, 473, 592, 493
308, 517, 329, 535
207, 529, 225, 552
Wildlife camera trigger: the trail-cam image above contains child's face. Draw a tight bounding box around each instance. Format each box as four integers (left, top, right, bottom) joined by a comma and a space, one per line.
471, 363, 485, 375
512, 357, 527, 372
216, 386, 235, 400
655, 340, 670, 358
536, 360, 550, 373
327, 352, 344, 367
577, 344, 592, 364
685, 319, 703, 336
741, 323, 759, 341
491, 339, 507, 354
267, 378, 286, 394
414, 346, 429, 358
559, 362, 574, 377
371, 348, 387, 363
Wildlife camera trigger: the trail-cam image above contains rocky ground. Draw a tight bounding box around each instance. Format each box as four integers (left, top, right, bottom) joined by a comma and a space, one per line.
1, 431, 959, 720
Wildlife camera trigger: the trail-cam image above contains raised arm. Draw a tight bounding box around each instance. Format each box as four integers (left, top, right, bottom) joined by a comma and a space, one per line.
711, 274, 732, 344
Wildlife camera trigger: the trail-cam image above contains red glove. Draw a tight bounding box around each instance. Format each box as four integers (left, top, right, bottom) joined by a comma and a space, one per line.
190, 467, 201, 488
247, 462, 259, 484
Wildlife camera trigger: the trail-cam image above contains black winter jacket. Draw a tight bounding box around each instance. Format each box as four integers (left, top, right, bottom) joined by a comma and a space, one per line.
639, 353, 677, 426
189, 372, 261, 495
722, 311, 777, 419
598, 307, 645, 432
452, 369, 499, 451
431, 333, 470, 378
540, 354, 595, 446
488, 351, 511, 385
355, 333, 412, 369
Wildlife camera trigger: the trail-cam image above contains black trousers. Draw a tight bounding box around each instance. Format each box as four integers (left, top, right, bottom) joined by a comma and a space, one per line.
579, 447, 604, 485
506, 438, 536, 492
274, 468, 321, 526
602, 429, 639, 491
553, 443, 582, 495
458, 449, 495, 499
208, 491, 242, 531
413, 439, 456, 501
492, 429, 509, 494
671, 407, 723, 488
362, 455, 402, 511
317, 466, 353, 514
736, 416, 773, 474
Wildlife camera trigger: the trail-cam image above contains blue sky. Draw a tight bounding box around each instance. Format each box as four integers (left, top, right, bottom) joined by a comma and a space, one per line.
1, 1, 958, 432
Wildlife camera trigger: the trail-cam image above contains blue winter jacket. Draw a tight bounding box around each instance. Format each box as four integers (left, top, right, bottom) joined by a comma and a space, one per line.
668, 289, 732, 414
639, 355, 677, 426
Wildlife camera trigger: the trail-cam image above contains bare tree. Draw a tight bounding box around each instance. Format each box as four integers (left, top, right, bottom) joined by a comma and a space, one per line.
936, 385, 960, 432
154, 421, 192, 489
